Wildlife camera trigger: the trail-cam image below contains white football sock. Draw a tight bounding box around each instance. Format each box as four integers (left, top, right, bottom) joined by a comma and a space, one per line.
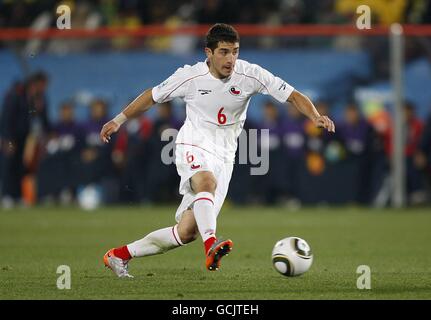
193, 192, 216, 242
127, 225, 183, 258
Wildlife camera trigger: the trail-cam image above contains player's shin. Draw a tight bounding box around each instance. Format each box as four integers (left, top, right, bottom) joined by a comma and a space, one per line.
126, 225, 184, 258
193, 192, 217, 253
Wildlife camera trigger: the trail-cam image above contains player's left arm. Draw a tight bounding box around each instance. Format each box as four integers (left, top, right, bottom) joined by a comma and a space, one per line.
250, 63, 335, 132
287, 90, 335, 133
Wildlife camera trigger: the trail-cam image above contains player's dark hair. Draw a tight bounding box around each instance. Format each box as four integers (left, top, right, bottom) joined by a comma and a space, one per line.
205, 23, 240, 52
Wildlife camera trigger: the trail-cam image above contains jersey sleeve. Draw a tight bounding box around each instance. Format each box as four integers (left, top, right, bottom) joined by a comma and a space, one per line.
151, 66, 191, 103
250, 64, 295, 103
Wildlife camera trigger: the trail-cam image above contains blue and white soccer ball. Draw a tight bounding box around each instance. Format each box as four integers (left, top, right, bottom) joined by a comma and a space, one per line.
272, 237, 313, 277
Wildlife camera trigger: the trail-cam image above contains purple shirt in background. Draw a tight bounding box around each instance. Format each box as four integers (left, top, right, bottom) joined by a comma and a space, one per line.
259, 119, 284, 152
337, 119, 370, 156
280, 117, 306, 158
81, 118, 110, 147
54, 121, 82, 138
46, 121, 84, 154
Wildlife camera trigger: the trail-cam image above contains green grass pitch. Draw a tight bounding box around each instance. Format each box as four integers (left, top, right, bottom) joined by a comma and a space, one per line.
0, 206, 430, 299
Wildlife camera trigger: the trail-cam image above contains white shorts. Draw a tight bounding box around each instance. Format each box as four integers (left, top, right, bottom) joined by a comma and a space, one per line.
174, 143, 234, 222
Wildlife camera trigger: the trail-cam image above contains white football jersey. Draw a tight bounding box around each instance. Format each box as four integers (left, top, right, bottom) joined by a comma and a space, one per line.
152, 59, 294, 163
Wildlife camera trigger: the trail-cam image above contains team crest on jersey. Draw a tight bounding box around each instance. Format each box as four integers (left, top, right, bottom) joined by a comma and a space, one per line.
229, 86, 241, 96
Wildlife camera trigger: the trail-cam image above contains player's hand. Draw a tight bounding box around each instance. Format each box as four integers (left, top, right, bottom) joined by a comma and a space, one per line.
100, 120, 120, 143
313, 115, 335, 133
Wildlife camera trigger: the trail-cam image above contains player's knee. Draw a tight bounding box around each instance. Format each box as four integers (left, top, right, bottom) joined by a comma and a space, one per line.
177, 209, 199, 244
191, 171, 217, 195
194, 177, 217, 195
178, 226, 199, 244
181, 232, 199, 244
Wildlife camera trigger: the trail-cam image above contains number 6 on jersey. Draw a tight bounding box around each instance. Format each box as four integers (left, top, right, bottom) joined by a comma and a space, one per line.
217, 107, 227, 125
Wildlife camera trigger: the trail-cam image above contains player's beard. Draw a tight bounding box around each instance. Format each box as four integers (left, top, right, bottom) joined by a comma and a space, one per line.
218, 65, 233, 78
208, 58, 233, 79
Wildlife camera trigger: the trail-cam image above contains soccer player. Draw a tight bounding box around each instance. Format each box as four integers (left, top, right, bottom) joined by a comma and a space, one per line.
100, 23, 335, 278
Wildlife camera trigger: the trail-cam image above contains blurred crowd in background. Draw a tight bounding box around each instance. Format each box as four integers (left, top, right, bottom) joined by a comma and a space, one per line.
1, 71, 431, 209
1, 0, 431, 209
2, 0, 431, 81
2, 0, 431, 28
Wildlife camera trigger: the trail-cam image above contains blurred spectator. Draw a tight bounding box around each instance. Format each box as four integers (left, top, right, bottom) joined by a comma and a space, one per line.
302, 101, 345, 177
0, 71, 51, 208
196, 0, 225, 24
404, 0, 431, 24
0, 1, 37, 27
47, 1, 102, 54
76, 99, 117, 202
257, 101, 286, 204
145, 10, 197, 54
113, 113, 153, 203
1, 0, 430, 30
106, 0, 143, 51
335, 0, 408, 25
415, 112, 431, 195
229, 117, 260, 205
139, 102, 181, 204
403, 101, 426, 204
0, 0, 430, 64
168, 4, 198, 55
281, 101, 306, 203
37, 101, 83, 204
304, 101, 338, 153
378, 101, 428, 206
0, 136, 2, 194
338, 103, 383, 204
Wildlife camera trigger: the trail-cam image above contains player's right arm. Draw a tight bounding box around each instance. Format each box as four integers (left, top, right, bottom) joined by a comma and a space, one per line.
100, 65, 190, 143
100, 88, 155, 143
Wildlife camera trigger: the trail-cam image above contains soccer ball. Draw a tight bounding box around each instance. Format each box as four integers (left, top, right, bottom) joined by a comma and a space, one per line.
272, 237, 313, 277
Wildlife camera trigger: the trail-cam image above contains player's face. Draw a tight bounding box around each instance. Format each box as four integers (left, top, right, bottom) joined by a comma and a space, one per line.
206, 41, 239, 79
